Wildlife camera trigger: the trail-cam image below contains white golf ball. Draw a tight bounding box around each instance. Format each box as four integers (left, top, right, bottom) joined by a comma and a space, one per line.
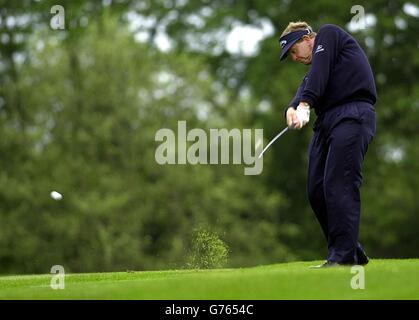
50, 191, 63, 201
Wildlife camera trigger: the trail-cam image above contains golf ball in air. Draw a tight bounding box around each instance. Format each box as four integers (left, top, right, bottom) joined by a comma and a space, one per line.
50, 191, 63, 200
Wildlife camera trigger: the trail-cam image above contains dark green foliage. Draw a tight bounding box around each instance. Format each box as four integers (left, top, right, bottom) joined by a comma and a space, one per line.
186, 227, 229, 269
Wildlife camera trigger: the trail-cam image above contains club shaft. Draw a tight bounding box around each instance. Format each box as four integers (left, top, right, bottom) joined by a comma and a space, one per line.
258, 127, 289, 158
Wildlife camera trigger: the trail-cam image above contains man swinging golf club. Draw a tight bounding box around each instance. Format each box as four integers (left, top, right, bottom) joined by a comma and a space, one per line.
279, 21, 377, 267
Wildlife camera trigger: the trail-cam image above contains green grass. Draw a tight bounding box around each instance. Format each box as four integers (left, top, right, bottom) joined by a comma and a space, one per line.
0, 259, 418, 299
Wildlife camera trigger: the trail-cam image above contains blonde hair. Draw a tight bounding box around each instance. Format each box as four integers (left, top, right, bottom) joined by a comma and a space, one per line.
280, 21, 316, 38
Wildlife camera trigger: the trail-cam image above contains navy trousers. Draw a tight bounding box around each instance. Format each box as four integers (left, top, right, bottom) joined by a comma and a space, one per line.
307, 101, 376, 264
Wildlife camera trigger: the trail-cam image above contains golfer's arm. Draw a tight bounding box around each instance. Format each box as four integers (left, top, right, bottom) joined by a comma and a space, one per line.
301, 26, 340, 107
284, 76, 308, 118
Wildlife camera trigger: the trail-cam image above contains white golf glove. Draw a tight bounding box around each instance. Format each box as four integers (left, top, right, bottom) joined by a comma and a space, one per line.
296, 103, 310, 127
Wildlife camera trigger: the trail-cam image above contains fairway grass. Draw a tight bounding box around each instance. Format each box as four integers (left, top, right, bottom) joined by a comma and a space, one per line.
0, 259, 417, 299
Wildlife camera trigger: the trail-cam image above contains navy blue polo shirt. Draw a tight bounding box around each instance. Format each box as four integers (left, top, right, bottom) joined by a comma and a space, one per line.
288, 24, 377, 115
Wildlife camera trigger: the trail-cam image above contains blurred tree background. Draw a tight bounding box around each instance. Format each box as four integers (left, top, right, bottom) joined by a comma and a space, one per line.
0, 0, 418, 274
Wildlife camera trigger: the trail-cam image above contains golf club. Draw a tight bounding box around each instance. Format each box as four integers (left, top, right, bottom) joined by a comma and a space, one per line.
258, 126, 289, 159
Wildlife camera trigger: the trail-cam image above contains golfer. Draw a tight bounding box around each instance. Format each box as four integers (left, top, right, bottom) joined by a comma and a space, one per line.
279, 22, 377, 267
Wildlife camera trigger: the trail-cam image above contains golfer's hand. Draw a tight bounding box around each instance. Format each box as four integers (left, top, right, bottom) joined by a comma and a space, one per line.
295, 102, 310, 129
286, 107, 300, 129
